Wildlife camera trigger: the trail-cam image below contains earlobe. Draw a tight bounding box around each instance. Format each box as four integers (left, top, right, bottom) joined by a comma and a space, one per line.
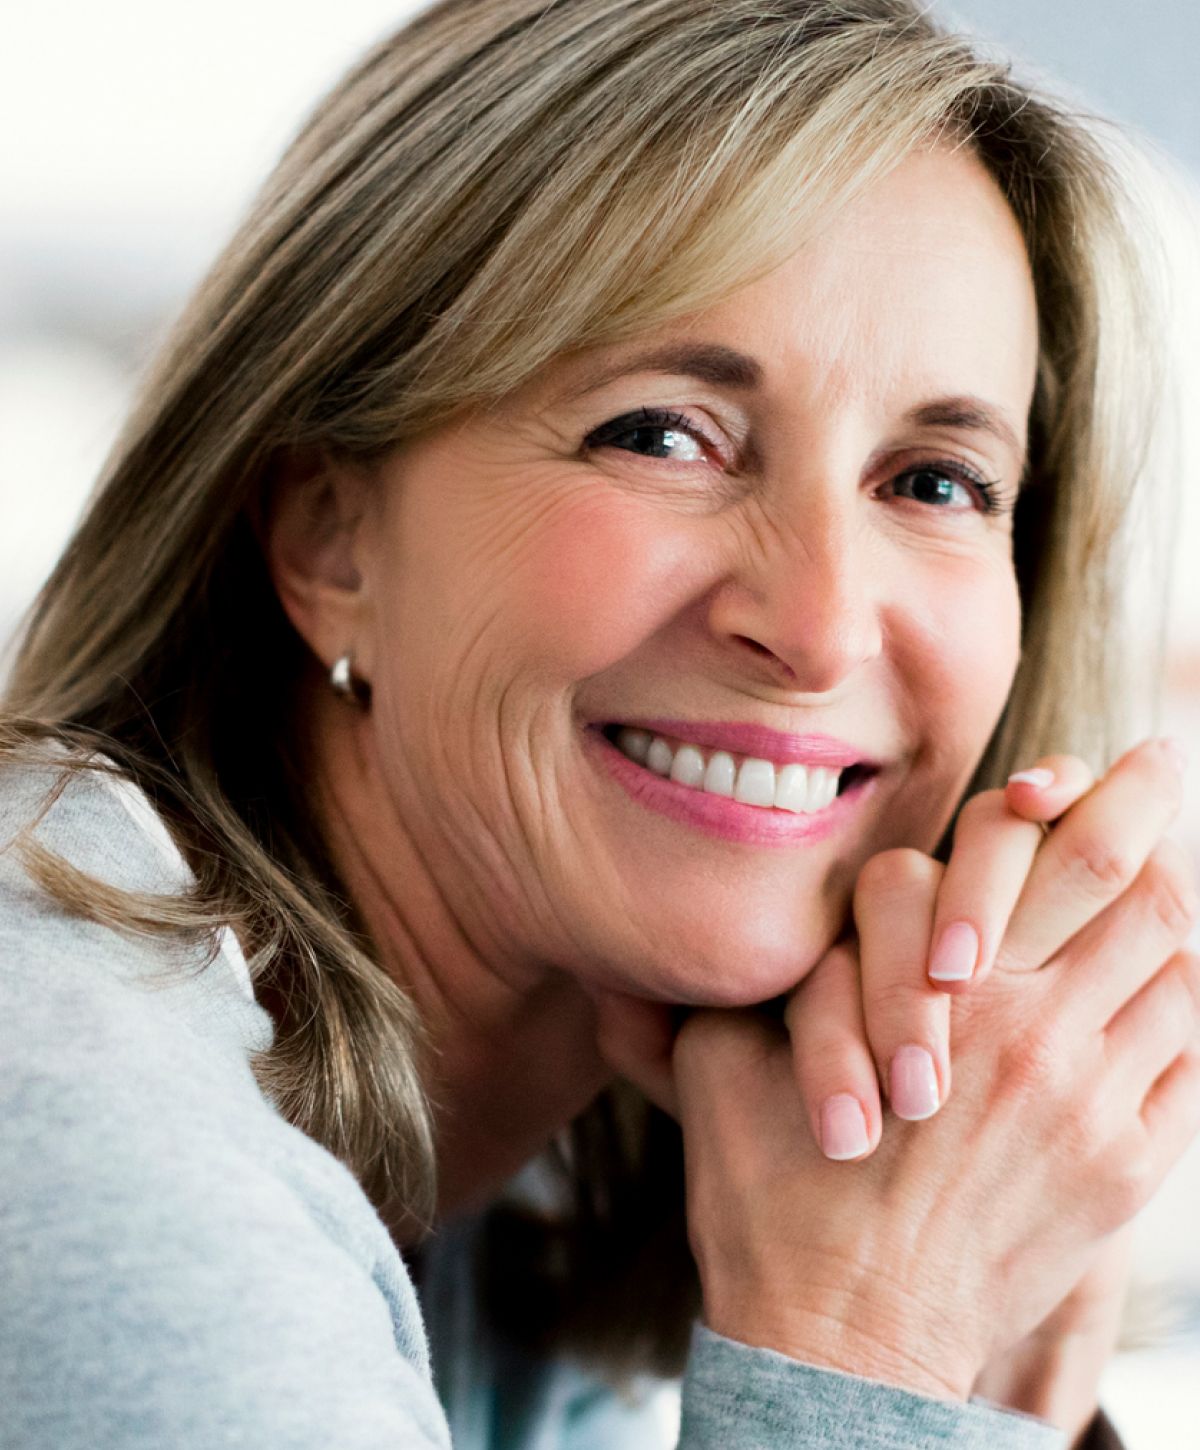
256, 447, 375, 678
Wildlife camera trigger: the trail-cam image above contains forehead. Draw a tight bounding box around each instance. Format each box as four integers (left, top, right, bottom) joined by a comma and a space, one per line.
681, 146, 1039, 422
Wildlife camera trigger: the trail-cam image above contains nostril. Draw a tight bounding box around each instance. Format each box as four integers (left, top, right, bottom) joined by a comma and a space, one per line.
736, 636, 797, 683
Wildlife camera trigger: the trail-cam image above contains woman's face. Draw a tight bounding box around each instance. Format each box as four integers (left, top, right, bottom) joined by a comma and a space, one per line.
350, 146, 1038, 1006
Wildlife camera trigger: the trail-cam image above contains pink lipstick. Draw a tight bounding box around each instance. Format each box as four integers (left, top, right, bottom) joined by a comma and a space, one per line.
584, 722, 879, 846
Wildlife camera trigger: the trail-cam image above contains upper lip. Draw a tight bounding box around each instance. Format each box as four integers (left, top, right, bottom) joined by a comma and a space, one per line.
600, 717, 881, 769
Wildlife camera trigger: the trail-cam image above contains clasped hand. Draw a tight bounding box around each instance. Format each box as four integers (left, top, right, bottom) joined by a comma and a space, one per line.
590, 737, 1200, 1427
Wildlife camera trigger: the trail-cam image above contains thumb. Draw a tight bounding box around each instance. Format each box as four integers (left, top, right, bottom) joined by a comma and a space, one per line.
587, 987, 683, 1119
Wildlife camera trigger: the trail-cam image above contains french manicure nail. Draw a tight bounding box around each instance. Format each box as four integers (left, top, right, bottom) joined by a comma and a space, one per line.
1007, 767, 1055, 789
889, 1046, 940, 1121
928, 920, 979, 982
820, 1094, 870, 1160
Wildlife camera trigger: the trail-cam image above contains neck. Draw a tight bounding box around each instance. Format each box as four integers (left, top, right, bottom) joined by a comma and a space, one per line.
303, 686, 613, 1237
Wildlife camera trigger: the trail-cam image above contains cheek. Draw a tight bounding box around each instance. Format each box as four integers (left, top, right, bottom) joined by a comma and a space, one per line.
502, 493, 707, 681
953, 568, 1020, 710
876, 552, 1020, 855
901, 551, 1022, 751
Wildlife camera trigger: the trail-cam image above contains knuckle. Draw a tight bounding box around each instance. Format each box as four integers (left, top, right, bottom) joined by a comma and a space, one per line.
1063, 834, 1140, 899
998, 1023, 1066, 1098
792, 1040, 861, 1097
1098, 1147, 1153, 1228
856, 847, 939, 901
1143, 843, 1200, 938
867, 979, 930, 1020
1062, 1094, 1110, 1162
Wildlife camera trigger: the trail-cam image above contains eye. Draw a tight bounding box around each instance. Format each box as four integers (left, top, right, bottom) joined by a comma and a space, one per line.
582, 407, 716, 464
888, 462, 1001, 515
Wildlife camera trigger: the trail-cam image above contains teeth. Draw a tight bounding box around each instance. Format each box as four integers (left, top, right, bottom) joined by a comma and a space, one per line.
734, 758, 776, 808
774, 763, 810, 814
616, 727, 652, 766
646, 737, 674, 775
611, 729, 848, 813
669, 744, 705, 788
703, 750, 736, 797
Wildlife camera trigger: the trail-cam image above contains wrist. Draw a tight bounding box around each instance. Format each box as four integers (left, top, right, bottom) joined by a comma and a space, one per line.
702, 1288, 979, 1404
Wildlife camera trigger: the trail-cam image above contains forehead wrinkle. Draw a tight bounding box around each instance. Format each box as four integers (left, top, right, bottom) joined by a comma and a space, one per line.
776, 301, 1030, 468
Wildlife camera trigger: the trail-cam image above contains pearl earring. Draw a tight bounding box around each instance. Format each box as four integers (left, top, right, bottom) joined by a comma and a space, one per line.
329, 652, 370, 706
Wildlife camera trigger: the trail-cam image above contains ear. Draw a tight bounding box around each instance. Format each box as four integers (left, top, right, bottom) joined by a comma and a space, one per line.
256, 447, 378, 683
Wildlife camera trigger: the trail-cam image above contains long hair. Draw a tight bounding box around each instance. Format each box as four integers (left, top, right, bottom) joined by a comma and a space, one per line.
0, 0, 1170, 1377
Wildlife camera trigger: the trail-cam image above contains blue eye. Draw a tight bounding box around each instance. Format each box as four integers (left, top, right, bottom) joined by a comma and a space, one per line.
584, 407, 712, 462
891, 463, 1000, 514
584, 414, 1005, 518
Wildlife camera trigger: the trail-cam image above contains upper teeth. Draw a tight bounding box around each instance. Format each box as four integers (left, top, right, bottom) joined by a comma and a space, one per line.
613, 727, 843, 814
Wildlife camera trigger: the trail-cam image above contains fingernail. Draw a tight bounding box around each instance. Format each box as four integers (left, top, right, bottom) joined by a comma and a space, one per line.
928, 920, 979, 982
1159, 737, 1188, 775
889, 1046, 940, 1121
820, 1094, 870, 1160
1007, 767, 1055, 789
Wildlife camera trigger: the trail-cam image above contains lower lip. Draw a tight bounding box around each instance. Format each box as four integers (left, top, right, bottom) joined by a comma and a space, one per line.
584, 726, 877, 846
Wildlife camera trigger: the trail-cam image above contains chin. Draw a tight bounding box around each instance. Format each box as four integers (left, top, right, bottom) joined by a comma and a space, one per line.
583, 896, 848, 1009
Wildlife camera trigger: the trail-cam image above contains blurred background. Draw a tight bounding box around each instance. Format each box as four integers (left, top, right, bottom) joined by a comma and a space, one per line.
1, 2, 1198, 1443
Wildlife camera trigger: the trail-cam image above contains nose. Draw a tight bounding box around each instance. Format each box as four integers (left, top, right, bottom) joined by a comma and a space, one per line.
706, 499, 884, 695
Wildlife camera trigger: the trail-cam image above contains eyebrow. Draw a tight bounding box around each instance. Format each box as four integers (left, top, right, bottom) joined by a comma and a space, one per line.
561, 341, 1025, 459
904, 398, 1025, 460
561, 342, 764, 400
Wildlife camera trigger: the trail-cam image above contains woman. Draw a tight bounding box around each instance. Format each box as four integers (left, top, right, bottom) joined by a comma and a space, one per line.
1, 0, 1196, 1446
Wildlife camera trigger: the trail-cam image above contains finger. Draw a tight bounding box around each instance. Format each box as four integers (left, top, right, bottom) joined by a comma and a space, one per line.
672, 1007, 803, 1162
1140, 1048, 1200, 1191
927, 758, 1097, 993
996, 737, 1186, 973
589, 987, 681, 1118
1047, 837, 1199, 1032
784, 940, 882, 1161
1003, 753, 1097, 823
1103, 949, 1200, 1104
927, 790, 1046, 992
853, 849, 949, 1120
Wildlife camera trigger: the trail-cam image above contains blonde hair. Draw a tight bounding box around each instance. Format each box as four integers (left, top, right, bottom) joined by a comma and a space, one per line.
1, 0, 1171, 1377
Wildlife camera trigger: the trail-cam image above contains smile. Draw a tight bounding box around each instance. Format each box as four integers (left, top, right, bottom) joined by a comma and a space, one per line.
586, 720, 879, 846
604, 725, 857, 813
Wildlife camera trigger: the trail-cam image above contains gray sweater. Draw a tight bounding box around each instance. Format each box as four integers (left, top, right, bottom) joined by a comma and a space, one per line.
0, 754, 1073, 1447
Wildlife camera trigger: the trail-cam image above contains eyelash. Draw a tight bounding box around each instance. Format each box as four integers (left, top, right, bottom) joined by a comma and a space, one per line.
583, 406, 1005, 515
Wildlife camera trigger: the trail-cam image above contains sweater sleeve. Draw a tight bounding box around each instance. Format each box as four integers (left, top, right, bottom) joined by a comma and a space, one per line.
678, 1324, 1066, 1449
0, 908, 452, 1449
